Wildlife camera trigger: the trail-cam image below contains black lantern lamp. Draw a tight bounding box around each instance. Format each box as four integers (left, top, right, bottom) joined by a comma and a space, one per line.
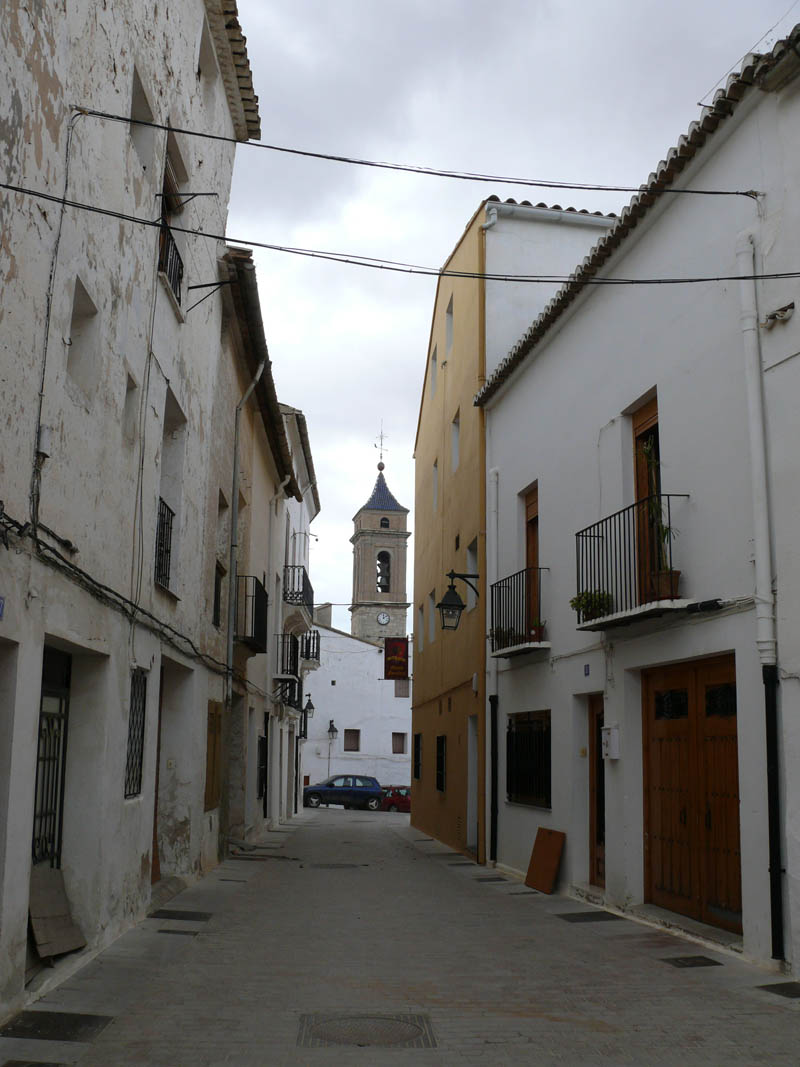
327, 719, 338, 741
436, 570, 479, 631
300, 695, 314, 740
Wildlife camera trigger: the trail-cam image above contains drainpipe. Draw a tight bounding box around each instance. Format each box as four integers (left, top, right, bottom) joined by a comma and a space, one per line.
226, 358, 266, 710
736, 231, 783, 960
488, 467, 500, 864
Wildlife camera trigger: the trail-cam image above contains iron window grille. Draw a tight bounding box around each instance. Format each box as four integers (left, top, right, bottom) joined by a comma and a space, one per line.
491, 566, 547, 652
235, 575, 268, 652
32, 648, 71, 867
506, 711, 551, 808
276, 633, 300, 678
158, 223, 184, 305
124, 668, 147, 798
436, 735, 446, 792
154, 496, 175, 589
413, 733, 422, 779
300, 629, 320, 662
283, 564, 314, 616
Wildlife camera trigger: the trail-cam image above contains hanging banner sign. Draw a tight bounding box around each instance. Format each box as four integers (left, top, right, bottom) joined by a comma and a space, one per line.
384, 636, 409, 680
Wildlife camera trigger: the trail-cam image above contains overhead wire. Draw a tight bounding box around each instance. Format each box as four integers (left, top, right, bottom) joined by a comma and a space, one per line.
1, 179, 795, 287
75, 106, 757, 199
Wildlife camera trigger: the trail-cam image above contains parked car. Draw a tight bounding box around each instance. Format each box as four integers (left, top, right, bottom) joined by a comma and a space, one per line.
303, 775, 382, 810
381, 786, 411, 812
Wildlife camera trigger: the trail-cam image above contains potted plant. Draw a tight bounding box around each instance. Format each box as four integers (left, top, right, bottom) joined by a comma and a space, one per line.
641, 438, 680, 599
570, 590, 613, 621
528, 619, 546, 642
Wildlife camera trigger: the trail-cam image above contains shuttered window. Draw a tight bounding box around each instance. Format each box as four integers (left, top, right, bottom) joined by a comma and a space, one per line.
124, 669, 147, 798
506, 711, 551, 808
436, 735, 446, 792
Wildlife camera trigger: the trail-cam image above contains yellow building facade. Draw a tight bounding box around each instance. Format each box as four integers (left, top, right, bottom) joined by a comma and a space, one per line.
412, 205, 487, 862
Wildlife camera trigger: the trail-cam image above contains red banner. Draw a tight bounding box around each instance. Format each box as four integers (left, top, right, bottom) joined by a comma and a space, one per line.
384, 636, 409, 680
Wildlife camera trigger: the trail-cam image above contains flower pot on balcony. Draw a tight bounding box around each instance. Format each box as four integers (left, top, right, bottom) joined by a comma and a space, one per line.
651, 569, 681, 600
529, 624, 545, 643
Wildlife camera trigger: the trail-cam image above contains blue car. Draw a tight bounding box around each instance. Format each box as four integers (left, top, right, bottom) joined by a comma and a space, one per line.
303, 774, 382, 811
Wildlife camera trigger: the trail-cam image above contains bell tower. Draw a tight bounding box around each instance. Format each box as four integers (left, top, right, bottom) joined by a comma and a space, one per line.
350, 461, 410, 644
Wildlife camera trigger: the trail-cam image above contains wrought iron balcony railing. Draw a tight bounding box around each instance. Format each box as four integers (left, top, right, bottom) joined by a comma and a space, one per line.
158, 223, 184, 305
300, 629, 320, 663
490, 567, 547, 654
574, 493, 688, 624
283, 565, 314, 617
276, 633, 300, 678
154, 497, 175, 589
234, 575, 268, 653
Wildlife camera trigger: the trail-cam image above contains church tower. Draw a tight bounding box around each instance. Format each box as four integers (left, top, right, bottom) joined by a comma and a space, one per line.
350, 461, 410, 644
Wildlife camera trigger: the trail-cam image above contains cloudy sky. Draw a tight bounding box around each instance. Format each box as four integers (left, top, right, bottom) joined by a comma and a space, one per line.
228, 0, 798, 631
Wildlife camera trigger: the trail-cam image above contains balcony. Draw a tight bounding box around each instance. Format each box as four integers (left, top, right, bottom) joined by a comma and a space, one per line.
300, 629, 321, 664
154, 497, 175, 590
490, 567, 550, 657
283, 565, 314, 618
235, 575, 268, 653
158, 223, 184, 306
574, 493, 690, 629
276, 633, 300, 678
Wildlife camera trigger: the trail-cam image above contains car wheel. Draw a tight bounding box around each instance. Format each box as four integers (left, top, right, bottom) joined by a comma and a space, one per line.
307, 793, 322, 808
388, 804, 398, 812
366, 797, 380, 811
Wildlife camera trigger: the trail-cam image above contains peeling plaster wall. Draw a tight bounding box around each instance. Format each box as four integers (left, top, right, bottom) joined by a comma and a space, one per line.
0, 0, 251, 1022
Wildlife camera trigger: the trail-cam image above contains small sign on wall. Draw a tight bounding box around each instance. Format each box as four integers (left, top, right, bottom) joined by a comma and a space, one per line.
384, 636, 409, 680
601, 723, 620, 760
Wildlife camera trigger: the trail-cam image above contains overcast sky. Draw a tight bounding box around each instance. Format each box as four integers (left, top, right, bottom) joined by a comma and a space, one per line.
228, 0, 798, 632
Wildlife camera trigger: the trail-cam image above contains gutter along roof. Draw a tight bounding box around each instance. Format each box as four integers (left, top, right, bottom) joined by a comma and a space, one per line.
473, 25, 800, 407
204, 0, 261, 140
279, 403, 322, 518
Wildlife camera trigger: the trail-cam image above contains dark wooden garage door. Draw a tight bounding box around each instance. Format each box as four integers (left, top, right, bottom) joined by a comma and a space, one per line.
643, 655, 741, 934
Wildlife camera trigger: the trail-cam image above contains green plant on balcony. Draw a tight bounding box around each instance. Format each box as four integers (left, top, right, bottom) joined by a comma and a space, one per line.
570, 589, 613, 621
641, 438, 681, 598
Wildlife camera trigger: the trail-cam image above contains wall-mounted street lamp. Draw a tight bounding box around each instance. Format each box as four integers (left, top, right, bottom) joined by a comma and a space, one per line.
300, 695, 315, 740
327, 718, 338, 776
437, 570, 480, 631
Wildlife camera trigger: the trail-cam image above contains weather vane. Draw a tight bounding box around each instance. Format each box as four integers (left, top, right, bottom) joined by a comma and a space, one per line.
374, 422, 388, 469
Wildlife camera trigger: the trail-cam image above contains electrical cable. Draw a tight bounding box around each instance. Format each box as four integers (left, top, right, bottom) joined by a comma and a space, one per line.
74, 106, 756, 198
2, 179, 797, 287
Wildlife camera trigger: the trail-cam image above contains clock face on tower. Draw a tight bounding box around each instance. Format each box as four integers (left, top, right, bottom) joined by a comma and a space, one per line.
377, 611, 390, 626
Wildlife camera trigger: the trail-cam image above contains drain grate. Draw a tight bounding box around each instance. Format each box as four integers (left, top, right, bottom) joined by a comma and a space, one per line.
449, 861, 475, 866
297, 1013, 436, 1048
758, 981, 800, 998
150, 909, 211, 921
663, 955, 722, 968
510, 890, 541, 895
0, 1010, 114, 1042
3, 1061, 70, 1066
158, 928, 198, 936
218, 878, 248, 882
557, 911, 624, 923
476, 876, 506, 882
310, 863, 360, 869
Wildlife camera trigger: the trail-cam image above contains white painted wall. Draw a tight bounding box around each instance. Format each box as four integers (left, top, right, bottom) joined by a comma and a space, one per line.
302, 626, 412, 789
484, 82, 800, 970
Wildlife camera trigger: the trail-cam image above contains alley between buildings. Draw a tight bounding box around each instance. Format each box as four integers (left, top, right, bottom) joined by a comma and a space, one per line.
1, 809, 798, 1066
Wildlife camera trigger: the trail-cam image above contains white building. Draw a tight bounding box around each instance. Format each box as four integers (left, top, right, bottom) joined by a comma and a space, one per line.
477, 29, 800, 970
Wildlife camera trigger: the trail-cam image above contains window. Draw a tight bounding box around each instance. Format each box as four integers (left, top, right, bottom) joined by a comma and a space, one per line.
392, 732, 407, 754
436, 735, 446, 791
451, 410, 460, 472
155, 387, 187, 591
430, 346, 438, 396
417, 605, 424, 652
66, 276, 98, 394
466, 538, 478, 611
432, 460, 438, 511
380, 516, 390, 528
413, 733, 422, 779
204, 701, 222, 811
212, 563, 224, 627
158, 135, 188, 307
196, 16, 219, 108
376, 551, 391, 593
130, 67, 155, 170
506, 711, 551, 808
124, 669, 147, 798
394, 678, 409, 698
428, 590, 436, 643
445, 296, 453, 358
344, 729, 360, 752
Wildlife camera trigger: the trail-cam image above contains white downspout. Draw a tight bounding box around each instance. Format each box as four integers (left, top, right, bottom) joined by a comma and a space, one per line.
487, 464, 500, 864
736, 232, 776, 666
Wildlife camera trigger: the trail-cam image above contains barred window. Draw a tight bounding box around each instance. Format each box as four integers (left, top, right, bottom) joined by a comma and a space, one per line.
124, 668, 147, 798
506, 711, 551, 808
436, 734, 446, 792
413, 733, 422, 779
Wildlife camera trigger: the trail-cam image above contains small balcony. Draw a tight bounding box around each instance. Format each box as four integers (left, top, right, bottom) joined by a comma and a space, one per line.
158, 223, 184, 306
154, 497, 175, 590
276, 633, 300, 678
573, 493, 690, 629
283, 565, 314, 618
300, 629, 321, 664
235, 575, 268, 653
490, 566, 550, 657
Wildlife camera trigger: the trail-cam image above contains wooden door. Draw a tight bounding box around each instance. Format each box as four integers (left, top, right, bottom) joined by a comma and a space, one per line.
588, 694, 605, 888
643, 656, 741, 933
525, 486, 540, 637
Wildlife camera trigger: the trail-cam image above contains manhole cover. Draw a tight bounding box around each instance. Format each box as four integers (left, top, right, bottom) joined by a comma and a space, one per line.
0, 1010, 114, 1042
298, 1013, 436, 1048
663, 955, 722, 968
150, 909, 211, 921
557, 911, 624, 923
758, 981, 800, 998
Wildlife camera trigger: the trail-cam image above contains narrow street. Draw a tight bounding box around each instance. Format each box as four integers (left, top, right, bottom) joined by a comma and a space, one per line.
2, 811, 798, 1066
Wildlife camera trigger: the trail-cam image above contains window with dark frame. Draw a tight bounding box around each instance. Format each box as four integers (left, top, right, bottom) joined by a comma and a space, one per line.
124, 668, 147, 798
506, 710, 551, 808
392, 732, 406, 754
212, 562, 224, 627
204, 701, 222, 811
436, 734, 446, 791
413, 733, 422, 779
344, 728, 360, 752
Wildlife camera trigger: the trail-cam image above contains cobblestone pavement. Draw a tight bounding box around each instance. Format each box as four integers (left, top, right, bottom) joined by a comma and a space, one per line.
2, 810, 799, 1066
